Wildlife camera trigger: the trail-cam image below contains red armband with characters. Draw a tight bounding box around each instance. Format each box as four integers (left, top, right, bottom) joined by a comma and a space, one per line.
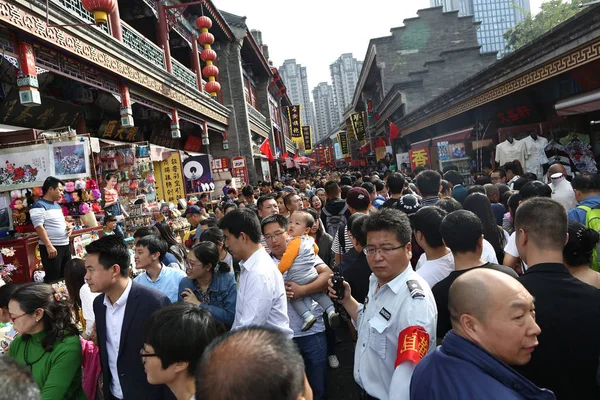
394, 326, 429, 368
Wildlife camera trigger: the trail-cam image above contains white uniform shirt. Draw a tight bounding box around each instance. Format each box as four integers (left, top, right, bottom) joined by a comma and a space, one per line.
354, 266, 437, 400
550, 176, 577, 211
495, 140, 529, 168
415, 252, 454, 288
232, 247, 294, 339
414, 240, 498, 276
80, 283, 99, 337
504, 231, 528, 271
104, 278, 133, 399
522, 136, 549, 179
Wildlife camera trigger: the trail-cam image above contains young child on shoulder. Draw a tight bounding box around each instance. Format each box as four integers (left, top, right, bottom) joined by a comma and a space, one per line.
279, 210, 339, 331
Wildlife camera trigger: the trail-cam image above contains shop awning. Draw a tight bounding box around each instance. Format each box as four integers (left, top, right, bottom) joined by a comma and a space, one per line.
410, 127, 474, 150
555, 89, 600, 116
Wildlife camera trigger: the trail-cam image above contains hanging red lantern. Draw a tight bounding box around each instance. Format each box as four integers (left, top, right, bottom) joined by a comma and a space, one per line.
200, 49, 217, 62
205, 81, 221, 95
202, 65, 219, 77
195, 16, 213, 30
198, 32, 214, 46
80, 0, 117, 24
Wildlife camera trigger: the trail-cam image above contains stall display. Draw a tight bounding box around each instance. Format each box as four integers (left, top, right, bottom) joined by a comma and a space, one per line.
521, 134, 549, 179
495, 136, 529, 167
559, 133, 598, 174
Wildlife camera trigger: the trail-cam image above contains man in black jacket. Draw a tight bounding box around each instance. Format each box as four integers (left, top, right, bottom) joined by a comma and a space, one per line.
514, 198, 600, 400
85, 235, 172, 400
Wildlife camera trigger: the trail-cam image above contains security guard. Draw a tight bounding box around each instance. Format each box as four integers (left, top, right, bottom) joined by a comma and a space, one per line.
330, 208, 437, 400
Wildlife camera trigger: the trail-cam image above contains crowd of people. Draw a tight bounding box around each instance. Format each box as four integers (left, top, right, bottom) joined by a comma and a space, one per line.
1, 164, 600, 400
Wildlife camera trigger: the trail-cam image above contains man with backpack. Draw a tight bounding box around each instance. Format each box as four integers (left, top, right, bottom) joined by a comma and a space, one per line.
321, 180, 350, 239
331, 187, 371, 265
567, 174, 600, 271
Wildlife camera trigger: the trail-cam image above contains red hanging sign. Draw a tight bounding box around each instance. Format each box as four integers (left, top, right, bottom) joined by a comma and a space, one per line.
409, 148, 430, 170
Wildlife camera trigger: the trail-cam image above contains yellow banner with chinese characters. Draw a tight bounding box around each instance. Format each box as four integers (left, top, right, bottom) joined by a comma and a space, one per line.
159, 152, 185, 203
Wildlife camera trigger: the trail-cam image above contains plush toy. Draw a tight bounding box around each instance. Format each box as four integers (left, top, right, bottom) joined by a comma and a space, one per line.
63, 193, 72, 203
81, 190, 90, 202
65, 182, 75, 193
91, 202, 101, 213
62, 206, 70, 217
10, 198, 24, 211
59, 194, 66, 204
146, 172, 155, 183
68, 204, 79, 216
79, 203, 91, 214
10, 190, 21, 200
32, 187, 43, 197
90, 189, 102, 200
75, 180, 86, 191
86, 179, 98, 190
72, 191, 80, 202
130, 181, 139, 191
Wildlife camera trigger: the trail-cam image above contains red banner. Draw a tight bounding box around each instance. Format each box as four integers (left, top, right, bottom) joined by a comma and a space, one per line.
231, 156, 248, 186
409, 148, 430, 170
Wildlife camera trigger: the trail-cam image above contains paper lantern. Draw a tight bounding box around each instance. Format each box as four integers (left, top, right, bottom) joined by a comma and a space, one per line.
202, 65, 219, 77
80, 0, 117, 24
195, 16, 213, 30
200, 49, 217, 62
198, 32, 214, 46
196, 16, 220, 98
205, 81, 221, 96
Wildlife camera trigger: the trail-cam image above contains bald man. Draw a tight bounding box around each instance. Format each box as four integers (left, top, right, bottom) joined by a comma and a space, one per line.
547, 164, 577, 210
410, 269, 555, 400
484, 184, 505, 226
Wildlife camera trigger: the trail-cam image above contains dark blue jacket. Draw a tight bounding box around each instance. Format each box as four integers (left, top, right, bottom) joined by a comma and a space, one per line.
410, 331, 555, 400
452, 184, 468, 204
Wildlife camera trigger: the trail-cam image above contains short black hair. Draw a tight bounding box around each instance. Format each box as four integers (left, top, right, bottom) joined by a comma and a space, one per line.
374, 180, 385, 192
0, 283, 19, 308
341, 185, 352, 199
572, 174, 600, 193
145, 303, 222, 376
361, 182, 375, 195
85, 235, 130, 277
324, 181, 340, 197
515, 198, 567, 249
467, 185, 486, 196
522, 172, 537, 181
513, 176, 533, 191
225, 179, 232, 184
386, 173, 406, 195
415, 170, 442, 197
291, 210, 314, 228
436, 197, 463, 214
133, 226, 160, 240
196, 327, 306, 400
413, 166, 426, 176
440, 210, 484, 254
42, 176, 64, 194
104, 215, 117, 225
443, 170, 463, 186
283, 193, 298, 208
242, 185, 254, 197
348, 213, 368, 247
564, 221, 600, 267
0, 356, 40, 399
519, 181, 552, 200
136, 235, 167, 260
223, 203, 238, 214
257, 194, 277, 210
365, 208, 412, 246
492, 169, 506, 178
261, 214, 289, 234
340, 175, 353, 186
199, 227, 225, 246
504, 161, 520, 175
219, 208, 262, 243
411, 206, 448, 248
200, 217, 218, 227
475, 176, 492, 186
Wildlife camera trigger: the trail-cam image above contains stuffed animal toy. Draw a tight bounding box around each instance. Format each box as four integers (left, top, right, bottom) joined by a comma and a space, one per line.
63, 193, 72, 203
62, 206, 70, 217
91, 203, 101, 213
86, 179, 98, 190
64, 182, 75, 193
91, 189, 102, 200
81, 190, 90, 202
32, 187, 43, 197
10, 199, 24, 211
146, 172, 155, 183
75, 180, 86, 191
130, 181, 138, 191
59, 194, 66, 204
79, 203, 91, 214
10, 190, 21, 200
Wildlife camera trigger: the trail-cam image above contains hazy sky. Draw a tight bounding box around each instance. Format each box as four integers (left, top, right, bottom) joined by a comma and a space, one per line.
218, 0, 545, 91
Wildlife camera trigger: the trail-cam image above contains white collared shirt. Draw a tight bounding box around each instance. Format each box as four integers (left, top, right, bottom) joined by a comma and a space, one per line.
232, 247, 293, 339
550, 176, 577, 210
508, 175, 520, 190
354, 266, 437, 400
103, 279, 133, 399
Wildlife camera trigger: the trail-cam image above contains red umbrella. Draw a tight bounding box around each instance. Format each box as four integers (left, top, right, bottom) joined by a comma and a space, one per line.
294, 155, 315, 163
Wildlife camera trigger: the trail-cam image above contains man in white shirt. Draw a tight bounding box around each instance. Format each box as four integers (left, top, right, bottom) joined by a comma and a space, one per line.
547, 164, 577, 211
220, 208, 293, 338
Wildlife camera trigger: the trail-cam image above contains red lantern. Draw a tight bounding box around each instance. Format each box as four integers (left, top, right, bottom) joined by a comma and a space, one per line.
205, 81, 221, 93
80, 0, 117, 24
202, 65, 219, 77
195, 16, 213, 30
201, 49, 217, 62
198, 32, 214, 46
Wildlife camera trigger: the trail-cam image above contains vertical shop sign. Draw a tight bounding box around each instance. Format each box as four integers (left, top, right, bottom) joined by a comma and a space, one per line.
338, 131, 349, 156
287, 105, 303, 149
160, 152, 185, 203
261, 159, 271, 182
409, 148, 430, 170
211, 157, 230, 173
301, 126, 312, 152
231, 156, 249, 185
351, 112, 366, 141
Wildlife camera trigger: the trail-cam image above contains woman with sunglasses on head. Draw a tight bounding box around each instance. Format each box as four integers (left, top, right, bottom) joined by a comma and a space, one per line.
8, 283, 86, 400
178, 242, 237, 330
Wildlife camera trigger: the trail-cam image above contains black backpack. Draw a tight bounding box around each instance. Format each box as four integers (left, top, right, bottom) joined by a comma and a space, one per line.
322, 204, 348, 239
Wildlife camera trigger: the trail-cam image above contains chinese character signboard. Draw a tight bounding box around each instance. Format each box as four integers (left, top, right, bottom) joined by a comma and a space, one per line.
160, 152, 185, 203
99, 120, 142, 142
301, 126, 312, 152
182, 154, 214, 193
231, 156, 248, 186
338, 131, 349, 157
409, 148, 430, 170
211, 157, 230, 173
184, 136, 203, 152
351, 112, 366, 141
287, 105, 303, 139
149, 126, 178, 149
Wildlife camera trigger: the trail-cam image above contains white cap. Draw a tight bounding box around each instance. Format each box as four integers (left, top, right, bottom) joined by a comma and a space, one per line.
551, 172, 563, 180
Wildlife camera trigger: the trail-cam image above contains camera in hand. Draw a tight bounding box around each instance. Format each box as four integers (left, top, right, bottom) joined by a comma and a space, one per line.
332, 271, 345, 300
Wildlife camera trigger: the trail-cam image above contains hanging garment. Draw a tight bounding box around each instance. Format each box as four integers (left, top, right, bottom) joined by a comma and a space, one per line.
495, 139, 529, 168
545, 141, 575, 178
559, 133, 598, 174
521, 136, 549, 180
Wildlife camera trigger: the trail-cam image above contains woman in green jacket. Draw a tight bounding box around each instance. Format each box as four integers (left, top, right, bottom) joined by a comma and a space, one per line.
8, 283, 86, 400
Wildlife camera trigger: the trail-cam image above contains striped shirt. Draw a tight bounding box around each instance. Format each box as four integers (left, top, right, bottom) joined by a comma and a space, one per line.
29, 198, 69, 246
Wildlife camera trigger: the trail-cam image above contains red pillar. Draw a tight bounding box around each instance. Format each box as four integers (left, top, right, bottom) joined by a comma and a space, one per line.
191, 38, 203, 92
109, 5, 123, 41
157, 1, 172, 73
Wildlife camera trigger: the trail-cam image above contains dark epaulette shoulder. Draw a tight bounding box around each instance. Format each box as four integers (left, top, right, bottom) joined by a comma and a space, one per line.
406, 279, 425, 299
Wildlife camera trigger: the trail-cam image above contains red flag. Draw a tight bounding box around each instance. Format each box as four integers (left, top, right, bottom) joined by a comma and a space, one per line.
260, 139, 274, 162
389, 121, 401, 140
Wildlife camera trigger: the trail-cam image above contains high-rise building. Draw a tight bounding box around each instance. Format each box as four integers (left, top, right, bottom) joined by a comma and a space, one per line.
429, 0, 530, 57
279, 59, 315, 128
330, 54, 363, 123
312, 83, 337, 143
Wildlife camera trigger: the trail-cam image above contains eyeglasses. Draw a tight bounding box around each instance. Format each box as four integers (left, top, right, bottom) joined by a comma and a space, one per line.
264, 231, 286, 242
185, 259, 203, 269
140, 349, 157, 358
9, 312, 28, 322
363, 244, 406, 256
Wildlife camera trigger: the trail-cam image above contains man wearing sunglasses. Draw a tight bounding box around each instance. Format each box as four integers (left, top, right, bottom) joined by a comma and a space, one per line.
328, 208, 437, 400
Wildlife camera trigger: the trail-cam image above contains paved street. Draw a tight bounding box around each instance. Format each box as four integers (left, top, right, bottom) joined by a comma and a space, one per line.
327, 323, 360, 400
